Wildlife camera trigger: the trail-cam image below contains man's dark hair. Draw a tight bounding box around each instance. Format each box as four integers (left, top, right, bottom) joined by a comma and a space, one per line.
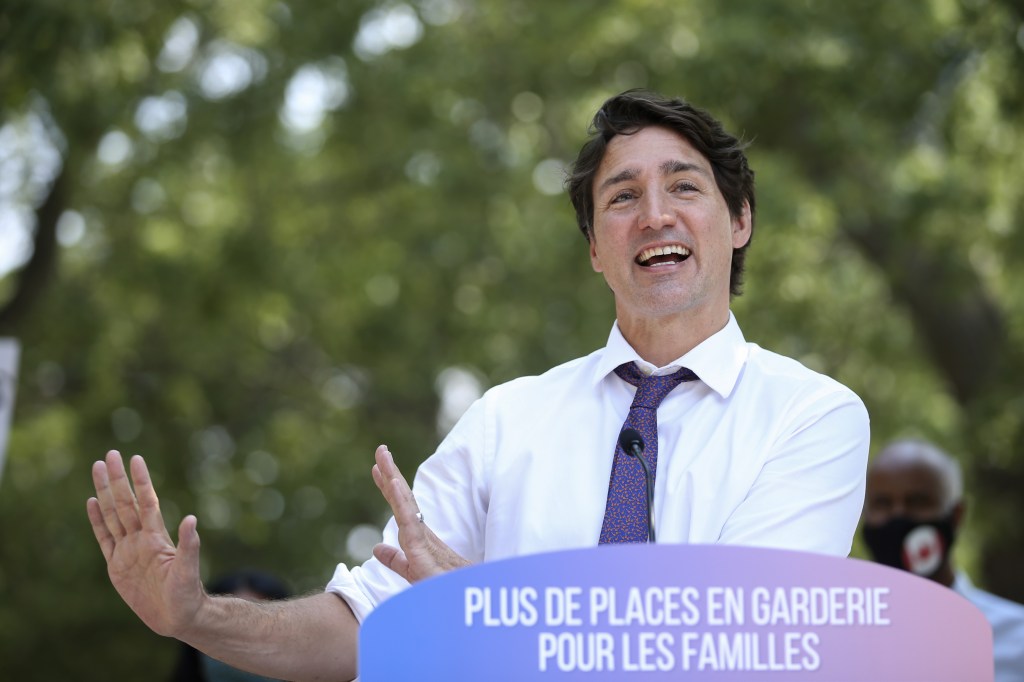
566, 89, 756, 296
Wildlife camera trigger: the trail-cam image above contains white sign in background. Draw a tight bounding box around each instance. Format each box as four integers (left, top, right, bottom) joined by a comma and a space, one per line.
0, 338, 21, 487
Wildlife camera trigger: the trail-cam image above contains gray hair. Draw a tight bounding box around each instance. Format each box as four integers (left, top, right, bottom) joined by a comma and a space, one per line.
874, 439, 963, 511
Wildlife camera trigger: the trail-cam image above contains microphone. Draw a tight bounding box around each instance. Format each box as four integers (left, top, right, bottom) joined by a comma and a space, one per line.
618, 428, 655, 543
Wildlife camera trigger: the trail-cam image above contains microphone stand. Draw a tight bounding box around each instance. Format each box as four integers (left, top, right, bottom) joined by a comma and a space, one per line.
620, 429, 656, 543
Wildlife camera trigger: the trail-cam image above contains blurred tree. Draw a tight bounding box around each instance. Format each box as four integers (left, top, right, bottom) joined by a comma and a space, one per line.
1, 0, 1022, 678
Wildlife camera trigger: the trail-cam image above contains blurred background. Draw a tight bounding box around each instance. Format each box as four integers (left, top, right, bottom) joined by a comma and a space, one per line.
2, 0, 1023, 678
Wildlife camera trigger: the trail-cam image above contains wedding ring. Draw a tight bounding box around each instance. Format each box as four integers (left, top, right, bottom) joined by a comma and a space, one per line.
415, 511, 424, 524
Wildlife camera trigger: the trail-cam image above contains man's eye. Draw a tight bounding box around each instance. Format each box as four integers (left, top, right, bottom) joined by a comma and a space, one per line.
611, 191, 635, 203
673, 181, 698, 193
867, 498, 891, 512
906, 496, 938, 512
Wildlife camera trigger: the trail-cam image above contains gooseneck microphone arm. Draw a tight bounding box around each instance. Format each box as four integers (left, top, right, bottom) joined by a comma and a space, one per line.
618, 428, 655, 543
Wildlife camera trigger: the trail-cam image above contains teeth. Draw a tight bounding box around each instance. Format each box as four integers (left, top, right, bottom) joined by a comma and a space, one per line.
638, 244, 691, 264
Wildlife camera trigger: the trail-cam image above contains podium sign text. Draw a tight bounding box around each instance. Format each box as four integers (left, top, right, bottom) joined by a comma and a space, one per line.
360, 544, 991, 680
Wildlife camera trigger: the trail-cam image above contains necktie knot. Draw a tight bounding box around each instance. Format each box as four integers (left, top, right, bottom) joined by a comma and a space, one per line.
614, 362, 699, 410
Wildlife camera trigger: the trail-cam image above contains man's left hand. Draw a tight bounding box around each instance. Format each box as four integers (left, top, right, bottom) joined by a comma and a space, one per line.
370, 444, 471, 582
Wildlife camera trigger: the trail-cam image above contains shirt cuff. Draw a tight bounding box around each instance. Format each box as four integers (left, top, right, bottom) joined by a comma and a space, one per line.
324, 563, 376, 625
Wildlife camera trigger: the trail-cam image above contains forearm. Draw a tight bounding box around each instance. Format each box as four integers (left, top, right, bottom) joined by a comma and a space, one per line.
181, 591, 359, 682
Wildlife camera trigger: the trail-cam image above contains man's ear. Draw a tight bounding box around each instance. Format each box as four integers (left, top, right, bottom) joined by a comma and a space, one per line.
589, 232, 603, 273
732, 200, 752, 249
951, 499, 966, 531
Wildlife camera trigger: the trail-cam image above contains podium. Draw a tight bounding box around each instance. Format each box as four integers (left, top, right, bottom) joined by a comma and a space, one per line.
360, 544, 992, 680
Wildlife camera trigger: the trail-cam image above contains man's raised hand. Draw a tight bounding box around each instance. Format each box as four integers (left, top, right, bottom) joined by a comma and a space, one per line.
370, 444, 471, 583
86, 450, 206, 638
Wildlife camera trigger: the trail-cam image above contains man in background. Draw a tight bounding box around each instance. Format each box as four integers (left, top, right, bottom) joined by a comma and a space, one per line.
862, 439, 1024, 682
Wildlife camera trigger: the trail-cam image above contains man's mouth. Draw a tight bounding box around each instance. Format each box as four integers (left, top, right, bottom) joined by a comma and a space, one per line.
636, 244, 691, 267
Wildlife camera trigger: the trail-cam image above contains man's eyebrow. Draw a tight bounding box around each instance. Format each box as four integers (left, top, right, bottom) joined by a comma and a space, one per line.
661, 160, 710, 177
597, 160, 711, 194
597, 168, 639, 193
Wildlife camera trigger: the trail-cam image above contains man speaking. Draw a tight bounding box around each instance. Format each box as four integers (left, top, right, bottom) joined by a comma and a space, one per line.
87, 90, 869, 681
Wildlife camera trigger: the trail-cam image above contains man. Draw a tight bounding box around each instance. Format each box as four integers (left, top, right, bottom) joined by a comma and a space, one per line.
862, 439, 1024, 682
88, 90, 869, 681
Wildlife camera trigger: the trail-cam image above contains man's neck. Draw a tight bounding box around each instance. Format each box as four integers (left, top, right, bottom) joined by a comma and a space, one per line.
618, 309, 730, 367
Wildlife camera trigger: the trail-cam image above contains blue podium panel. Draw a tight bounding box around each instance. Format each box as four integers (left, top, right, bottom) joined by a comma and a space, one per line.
360, 544, 992, 681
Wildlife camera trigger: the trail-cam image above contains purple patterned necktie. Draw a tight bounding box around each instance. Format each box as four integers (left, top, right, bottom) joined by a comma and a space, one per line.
598, 362, 699, 544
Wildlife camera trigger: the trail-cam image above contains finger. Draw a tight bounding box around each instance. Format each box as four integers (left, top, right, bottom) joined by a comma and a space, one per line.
176, 515, 203, 581
373, 445, 407, 490
86, 497, 115, 563
373, 543, 411, 581
387, 476, 425, 531
92, 456, 127, 539
129, 455, 168, 535
370, 445, 397, 494
371, 447, 432, 561
370, 446, 399, 507
372, 447, 424, 534
372, 446, 418, 516
106, 450, 144, 534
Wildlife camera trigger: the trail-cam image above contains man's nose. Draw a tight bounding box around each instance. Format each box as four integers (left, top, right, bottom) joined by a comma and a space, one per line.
639, 193, 676, 230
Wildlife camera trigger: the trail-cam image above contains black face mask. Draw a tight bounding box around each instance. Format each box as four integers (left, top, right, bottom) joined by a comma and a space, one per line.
861, 513, 957, 579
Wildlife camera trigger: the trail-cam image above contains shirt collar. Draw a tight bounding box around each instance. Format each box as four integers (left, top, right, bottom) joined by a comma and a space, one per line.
952, 571, 973, 596
592, 312, 748, 399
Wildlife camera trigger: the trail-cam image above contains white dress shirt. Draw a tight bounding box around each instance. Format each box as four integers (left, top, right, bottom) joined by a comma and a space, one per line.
327, 313, 870, 623
955, 573, 1024, 682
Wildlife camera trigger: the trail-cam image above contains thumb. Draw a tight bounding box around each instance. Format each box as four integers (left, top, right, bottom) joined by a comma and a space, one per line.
177, 515, 202, 565
373, 543, 411, 581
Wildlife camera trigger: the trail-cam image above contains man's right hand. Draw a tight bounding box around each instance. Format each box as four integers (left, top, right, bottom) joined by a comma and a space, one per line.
86, 450, 206, 638
86, 450, 361, 681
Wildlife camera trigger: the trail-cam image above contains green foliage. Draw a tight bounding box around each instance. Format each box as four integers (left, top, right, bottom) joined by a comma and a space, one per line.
2, 0, 1023, 678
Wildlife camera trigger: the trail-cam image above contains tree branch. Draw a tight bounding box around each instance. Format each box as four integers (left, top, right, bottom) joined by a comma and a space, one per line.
843, 216, 1004, 405
0, 162, 66, 335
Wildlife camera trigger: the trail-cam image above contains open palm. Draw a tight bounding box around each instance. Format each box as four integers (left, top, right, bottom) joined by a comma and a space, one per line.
86, 451, 205, 638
